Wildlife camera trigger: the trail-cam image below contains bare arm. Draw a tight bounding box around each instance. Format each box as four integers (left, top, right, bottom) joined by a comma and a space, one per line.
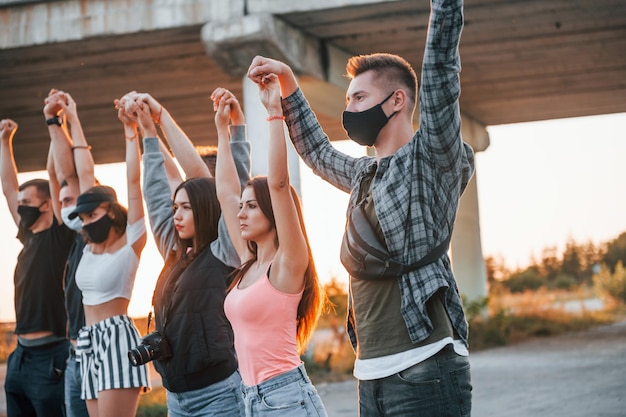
44, 90, 79, 193
0, 119, 20, 226
59, 91, 95, 193
46, 142, 63, 223
134, 98, 184, 193
115, 100, 146, 256
259, 74, 308, 293
213, 90, 249, 261
132, 93, 210, 179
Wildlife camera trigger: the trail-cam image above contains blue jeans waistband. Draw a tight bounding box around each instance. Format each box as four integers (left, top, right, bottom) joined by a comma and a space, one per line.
243, 364, 309, 396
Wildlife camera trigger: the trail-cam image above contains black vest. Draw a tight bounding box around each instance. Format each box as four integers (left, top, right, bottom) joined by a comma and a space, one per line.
152, 245, 238, 392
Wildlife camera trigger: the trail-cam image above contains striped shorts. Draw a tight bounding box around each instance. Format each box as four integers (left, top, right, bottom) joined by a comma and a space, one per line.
76, 314, 151, 400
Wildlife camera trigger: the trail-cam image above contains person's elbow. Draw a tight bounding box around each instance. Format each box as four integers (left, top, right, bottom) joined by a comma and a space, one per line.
267, 175, 289, 192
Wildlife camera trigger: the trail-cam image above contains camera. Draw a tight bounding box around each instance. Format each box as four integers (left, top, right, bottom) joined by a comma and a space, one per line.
128, 331, 172, 366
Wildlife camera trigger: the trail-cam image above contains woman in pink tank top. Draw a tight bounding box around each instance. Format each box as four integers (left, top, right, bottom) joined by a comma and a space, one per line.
215, 77, 329, 417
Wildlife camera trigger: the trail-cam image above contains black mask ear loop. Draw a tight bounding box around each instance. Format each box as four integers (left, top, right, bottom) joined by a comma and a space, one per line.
383, 90, 399, 121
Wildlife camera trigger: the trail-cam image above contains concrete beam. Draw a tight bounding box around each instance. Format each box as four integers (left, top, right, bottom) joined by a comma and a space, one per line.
201, 14, 324, 79
246, 0, 403, 14
0, 0, 243, 48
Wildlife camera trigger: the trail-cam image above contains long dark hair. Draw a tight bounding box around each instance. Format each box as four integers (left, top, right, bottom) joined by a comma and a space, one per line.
230, 176, 326, 353
172, 177, 221, 267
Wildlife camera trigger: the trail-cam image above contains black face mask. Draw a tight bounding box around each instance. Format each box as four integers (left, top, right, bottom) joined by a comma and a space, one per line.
342, 91, 397, 147
83, 213, 113, 243
17, 202, 45, 230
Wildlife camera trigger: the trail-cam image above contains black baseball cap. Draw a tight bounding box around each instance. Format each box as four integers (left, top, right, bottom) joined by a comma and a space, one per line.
68, 185, 117, 219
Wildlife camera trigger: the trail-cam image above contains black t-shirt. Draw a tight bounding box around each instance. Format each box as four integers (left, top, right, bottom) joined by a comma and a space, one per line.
65, 234, 87, 340
14, 218, 75, 337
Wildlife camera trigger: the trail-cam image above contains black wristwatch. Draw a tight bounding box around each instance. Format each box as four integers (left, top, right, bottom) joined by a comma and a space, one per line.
46, 116, 62, 126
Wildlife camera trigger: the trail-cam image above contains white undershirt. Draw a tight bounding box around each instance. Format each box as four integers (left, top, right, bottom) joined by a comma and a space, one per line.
354, 338, 468, 380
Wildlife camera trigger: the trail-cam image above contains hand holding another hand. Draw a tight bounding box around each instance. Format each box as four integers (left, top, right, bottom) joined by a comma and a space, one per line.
210, 87, 243, 131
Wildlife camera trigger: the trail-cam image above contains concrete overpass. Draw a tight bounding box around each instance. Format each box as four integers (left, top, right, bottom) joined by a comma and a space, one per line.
1, 0, 625, 303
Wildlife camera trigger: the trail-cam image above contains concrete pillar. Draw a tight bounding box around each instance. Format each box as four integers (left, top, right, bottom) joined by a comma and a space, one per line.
452, 172, 487, 304
450, 115, 490, 306
243, 76, 302, 196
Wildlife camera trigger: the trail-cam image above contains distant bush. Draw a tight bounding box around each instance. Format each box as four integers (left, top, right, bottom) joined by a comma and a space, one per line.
502, 269, 544, 293
552, 274, 578, 290
468, 287, 617, 351
0, 323, 16, 364
594, 261, 626, 304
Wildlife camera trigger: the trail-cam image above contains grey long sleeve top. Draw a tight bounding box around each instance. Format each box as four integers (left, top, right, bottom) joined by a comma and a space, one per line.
142, 126, 250, 268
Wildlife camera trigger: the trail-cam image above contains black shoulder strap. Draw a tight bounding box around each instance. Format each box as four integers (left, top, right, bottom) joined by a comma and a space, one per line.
402, 234, 451, 274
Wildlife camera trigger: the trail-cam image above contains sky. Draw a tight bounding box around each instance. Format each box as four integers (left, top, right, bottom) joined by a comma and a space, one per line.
1, 112, 625, 322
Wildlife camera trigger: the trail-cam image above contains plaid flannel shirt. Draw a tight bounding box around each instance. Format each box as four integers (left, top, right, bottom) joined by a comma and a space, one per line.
283, 0, 474, 347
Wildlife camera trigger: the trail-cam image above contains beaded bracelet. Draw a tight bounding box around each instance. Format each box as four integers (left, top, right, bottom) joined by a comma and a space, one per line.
266, 115, 285, 121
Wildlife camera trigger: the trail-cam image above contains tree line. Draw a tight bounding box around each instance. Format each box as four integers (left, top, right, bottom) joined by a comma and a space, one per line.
485, 231, 626, 294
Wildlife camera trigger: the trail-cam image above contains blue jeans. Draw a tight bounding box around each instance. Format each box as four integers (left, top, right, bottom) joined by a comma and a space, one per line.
358, 345, 472, 417
167, 370, 245, 417
65, 345, 89, 417
5, 340, 69, 417
241, 364, 328, 417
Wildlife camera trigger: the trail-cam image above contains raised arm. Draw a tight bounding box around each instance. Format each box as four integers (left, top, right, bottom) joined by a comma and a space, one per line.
58, 91, 95, 193
419, 0, 466, 168
44, 90, 81, 224
134, 99, 179, 259
45, 139, 64, 224
213, 88, 250, 191
0, 119, 20, 225
213, 89, 249, 262
132, 93, 210, 179
114, 99, 146, 256
44, 90, 78, 191
157, 139, 184, 194
259, 74, 308, 294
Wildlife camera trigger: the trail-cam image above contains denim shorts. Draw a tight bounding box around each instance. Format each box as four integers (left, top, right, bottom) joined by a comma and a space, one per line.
241, 364, 328, 417
167, 370, 245, 417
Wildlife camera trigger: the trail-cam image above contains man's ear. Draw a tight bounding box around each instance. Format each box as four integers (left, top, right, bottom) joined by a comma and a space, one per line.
41, 198, 52, 212
392, 89, 408, 111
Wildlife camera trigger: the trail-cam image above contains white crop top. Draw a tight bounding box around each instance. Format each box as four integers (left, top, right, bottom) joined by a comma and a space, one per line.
76, 219, 145, 306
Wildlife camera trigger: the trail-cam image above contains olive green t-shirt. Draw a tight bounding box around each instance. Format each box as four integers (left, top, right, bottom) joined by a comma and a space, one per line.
351, 176, 454, 359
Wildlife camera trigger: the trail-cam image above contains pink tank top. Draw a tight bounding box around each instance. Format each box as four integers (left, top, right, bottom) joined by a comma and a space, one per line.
224, 268, 303, 386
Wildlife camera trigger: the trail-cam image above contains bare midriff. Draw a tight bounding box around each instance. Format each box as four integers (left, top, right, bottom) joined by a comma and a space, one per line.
84, 297, 130, 326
